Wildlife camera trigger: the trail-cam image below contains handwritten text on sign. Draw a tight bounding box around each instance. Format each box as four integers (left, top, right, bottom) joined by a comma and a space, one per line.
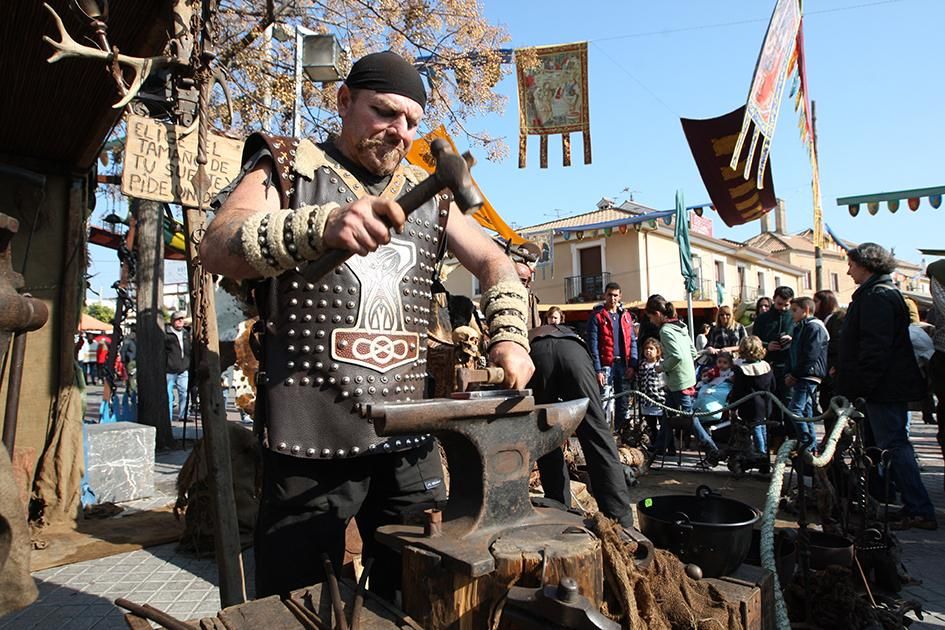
121, 114, 244, 207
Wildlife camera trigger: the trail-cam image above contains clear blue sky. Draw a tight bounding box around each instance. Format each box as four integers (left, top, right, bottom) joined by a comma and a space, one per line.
471, 0, 944, 261
87, 0, 943, 300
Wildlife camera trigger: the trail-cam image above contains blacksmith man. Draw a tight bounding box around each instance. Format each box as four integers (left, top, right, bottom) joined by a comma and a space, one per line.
202, 51, 534, 596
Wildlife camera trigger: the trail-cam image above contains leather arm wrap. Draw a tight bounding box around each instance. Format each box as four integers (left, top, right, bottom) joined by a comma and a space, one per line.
480, 280, 530, 352
241, 203, 338, 278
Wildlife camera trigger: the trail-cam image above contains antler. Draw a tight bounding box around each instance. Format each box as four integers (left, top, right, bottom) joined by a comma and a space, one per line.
42, 3, 175, 109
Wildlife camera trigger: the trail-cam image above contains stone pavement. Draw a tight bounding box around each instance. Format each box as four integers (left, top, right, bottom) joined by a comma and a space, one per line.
1, 396, 944, 628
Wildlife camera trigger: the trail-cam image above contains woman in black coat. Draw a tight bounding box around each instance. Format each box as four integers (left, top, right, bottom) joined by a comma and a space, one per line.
836, 243, 934, 530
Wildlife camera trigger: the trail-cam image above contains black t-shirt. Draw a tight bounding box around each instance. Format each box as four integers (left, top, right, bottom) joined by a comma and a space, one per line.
320, 141, 392, 196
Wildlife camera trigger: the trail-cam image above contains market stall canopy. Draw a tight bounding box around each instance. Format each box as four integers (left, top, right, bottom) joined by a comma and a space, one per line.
79, 313, 110, 332
837, 185, 945, 217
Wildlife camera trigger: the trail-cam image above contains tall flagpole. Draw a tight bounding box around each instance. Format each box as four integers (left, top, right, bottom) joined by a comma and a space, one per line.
687, 290, 694, 341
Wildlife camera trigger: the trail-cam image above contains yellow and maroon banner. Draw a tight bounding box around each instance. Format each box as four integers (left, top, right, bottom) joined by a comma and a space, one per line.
406, 125, 525, 245
682, 106, 778, 227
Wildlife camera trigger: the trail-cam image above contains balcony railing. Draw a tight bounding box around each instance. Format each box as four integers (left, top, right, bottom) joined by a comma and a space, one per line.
564, 272, 611, 303
734, 285, 760, 304
691, 279, 715, 301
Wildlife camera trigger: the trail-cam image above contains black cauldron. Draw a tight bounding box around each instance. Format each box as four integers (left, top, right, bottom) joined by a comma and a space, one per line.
637, 487, 760, 578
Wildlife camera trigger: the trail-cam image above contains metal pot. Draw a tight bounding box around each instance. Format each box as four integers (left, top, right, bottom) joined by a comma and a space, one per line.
637, 487, 760, 578
807, 531, 854, 570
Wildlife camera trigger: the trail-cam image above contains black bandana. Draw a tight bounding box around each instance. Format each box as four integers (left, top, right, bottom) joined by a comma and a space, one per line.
345, 51, 427, 110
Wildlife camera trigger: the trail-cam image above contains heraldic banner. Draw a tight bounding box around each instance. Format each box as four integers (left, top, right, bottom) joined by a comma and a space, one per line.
682, 105, 777, 228
516, 42, 591, 169
730, 0, 801, 189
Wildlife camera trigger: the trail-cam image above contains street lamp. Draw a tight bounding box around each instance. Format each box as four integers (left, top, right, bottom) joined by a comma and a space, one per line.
301, 34, 343, 83
269, 25, 343, 137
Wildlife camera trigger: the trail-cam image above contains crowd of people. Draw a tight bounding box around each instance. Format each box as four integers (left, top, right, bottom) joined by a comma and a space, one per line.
569, 242, 939, 531
75, 311, 192, 424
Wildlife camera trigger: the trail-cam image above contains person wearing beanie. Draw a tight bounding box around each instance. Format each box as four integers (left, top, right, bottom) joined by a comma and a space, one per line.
202, 51, 534, 596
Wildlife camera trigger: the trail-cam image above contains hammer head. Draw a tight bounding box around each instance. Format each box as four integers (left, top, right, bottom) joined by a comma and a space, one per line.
430, 138, 484, 214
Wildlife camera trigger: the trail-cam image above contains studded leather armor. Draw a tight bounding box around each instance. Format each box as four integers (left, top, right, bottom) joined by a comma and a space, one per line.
243, 133, 448, 459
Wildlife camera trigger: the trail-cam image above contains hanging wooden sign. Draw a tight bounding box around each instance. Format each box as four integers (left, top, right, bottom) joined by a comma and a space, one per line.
121, 114, 243, 206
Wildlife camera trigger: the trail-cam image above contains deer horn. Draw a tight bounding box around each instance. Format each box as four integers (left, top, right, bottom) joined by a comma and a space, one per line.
42, 3, 175, 109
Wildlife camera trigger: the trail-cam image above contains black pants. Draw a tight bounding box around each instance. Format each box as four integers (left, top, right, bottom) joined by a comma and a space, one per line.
530, 336, 634, 527
254, 441, 446, 598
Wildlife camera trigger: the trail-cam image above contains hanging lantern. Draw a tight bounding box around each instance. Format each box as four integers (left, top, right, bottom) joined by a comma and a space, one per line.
618, 223, 629, 235
694, 206, 704, 217
867, 202, 879, 215
849, 204, 859, 217
931, 194, 942, 209
908, 197, 920, 211
887, 199, 899, 213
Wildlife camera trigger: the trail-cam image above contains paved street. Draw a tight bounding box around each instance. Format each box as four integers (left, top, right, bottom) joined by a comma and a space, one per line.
1, 395, 943, 628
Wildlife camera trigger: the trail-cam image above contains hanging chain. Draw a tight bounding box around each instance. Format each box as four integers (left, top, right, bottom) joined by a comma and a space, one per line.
187, 1, 218, 347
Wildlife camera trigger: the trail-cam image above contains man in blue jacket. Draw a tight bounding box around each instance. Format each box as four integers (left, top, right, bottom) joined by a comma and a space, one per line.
785, 297, 828, 450
587, 282, 638, 429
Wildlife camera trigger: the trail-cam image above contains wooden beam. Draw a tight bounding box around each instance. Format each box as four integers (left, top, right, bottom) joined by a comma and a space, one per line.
183, 206, 246, 607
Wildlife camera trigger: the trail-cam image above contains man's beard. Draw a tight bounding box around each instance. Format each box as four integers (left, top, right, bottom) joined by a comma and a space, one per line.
356, 136, 406, 176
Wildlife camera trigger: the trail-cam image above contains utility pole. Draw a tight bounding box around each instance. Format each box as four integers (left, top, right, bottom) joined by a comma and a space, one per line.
812, 100, 824, 292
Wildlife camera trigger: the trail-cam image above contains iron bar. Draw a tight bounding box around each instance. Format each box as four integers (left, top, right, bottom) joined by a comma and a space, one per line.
321, 555, 349, 630
1, 332, 27, 452
114, 598, 195, 630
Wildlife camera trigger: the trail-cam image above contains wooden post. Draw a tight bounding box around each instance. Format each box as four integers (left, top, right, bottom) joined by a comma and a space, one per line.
182, 206, 246, 607
401, 527, 603, 629
132, 198, 174, 450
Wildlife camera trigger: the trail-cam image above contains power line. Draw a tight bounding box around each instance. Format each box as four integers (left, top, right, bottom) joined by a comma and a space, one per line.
590, 41, 679, 118
591, 0, 905, 43
587, 0, 906, 120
